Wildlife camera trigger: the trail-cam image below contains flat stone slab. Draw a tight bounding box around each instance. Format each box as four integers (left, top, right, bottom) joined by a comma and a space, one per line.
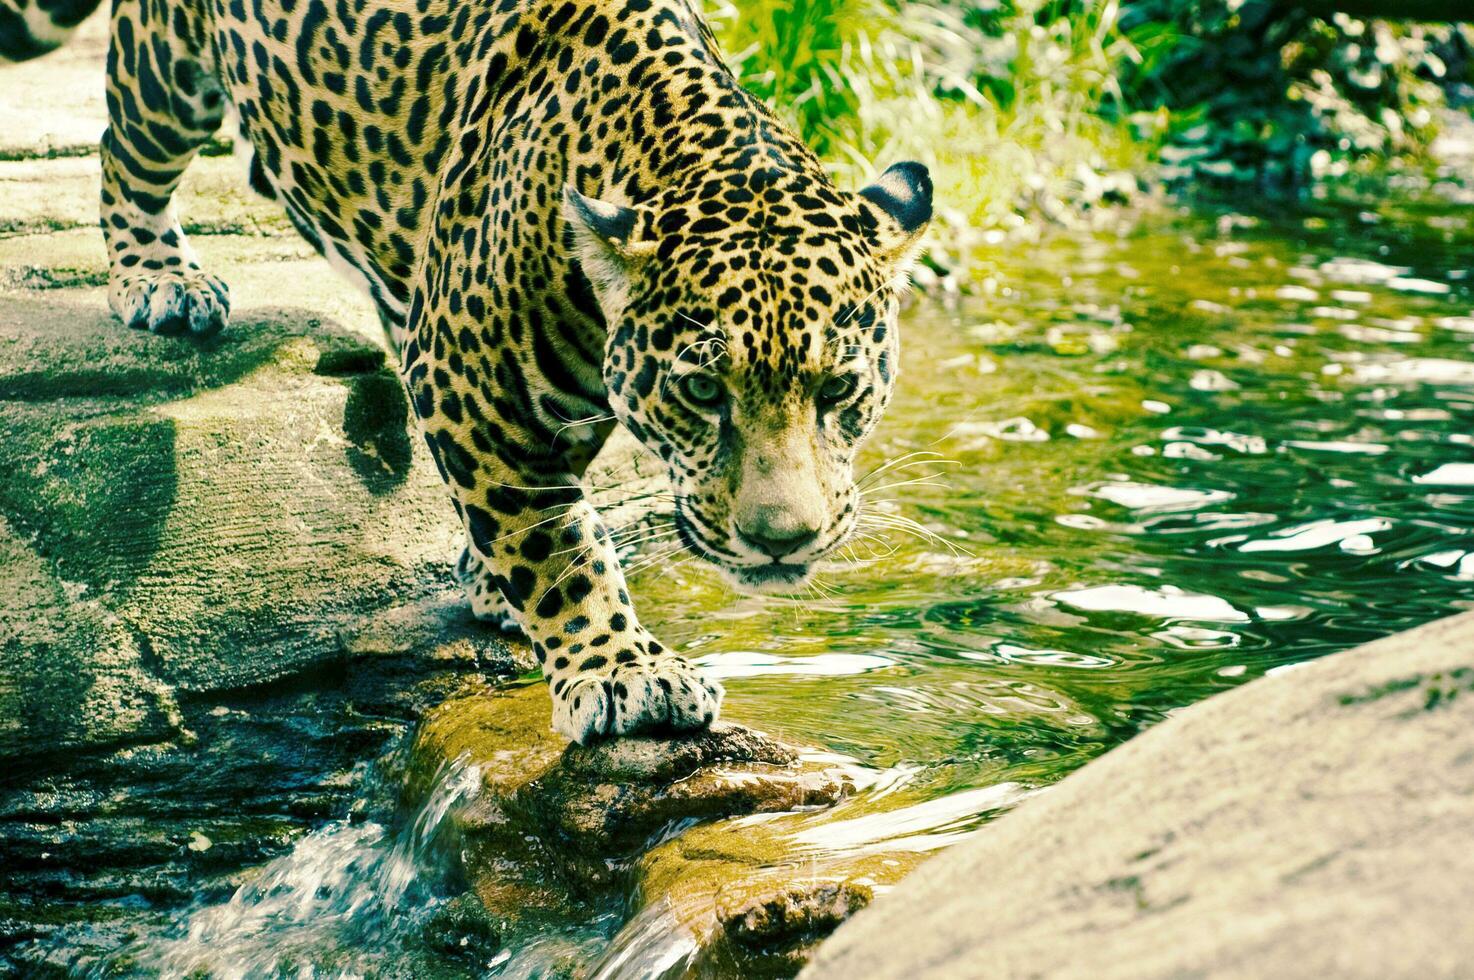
803, 609, 1474, 980
0, 44, 524, 760
0, 279, 517, 758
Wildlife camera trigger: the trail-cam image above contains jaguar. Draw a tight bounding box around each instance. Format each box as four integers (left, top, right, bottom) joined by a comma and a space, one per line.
2, 0, 932, 743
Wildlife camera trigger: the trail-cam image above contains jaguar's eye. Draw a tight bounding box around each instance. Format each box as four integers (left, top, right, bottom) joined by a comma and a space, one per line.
680, 373, 724, 408
819, 373, 859, 405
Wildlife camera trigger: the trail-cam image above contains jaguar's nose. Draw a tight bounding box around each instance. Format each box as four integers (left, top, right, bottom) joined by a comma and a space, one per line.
735, 505, 821, 558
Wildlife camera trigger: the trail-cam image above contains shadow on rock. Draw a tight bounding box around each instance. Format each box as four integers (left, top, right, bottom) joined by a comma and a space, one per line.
0, 291, 470, 759
0, 296, 398, 594
311, 340, 415, 492
0, 296, 384, 403
341, 368, 414, 493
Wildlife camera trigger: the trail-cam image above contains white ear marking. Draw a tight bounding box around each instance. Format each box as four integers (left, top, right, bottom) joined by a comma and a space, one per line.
562, 186, 658, 322
858, 161, 934, 275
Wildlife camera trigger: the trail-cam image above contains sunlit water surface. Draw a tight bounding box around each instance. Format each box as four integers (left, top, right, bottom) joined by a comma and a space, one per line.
92, 194, 1474, 976
650, 197, 1474, 798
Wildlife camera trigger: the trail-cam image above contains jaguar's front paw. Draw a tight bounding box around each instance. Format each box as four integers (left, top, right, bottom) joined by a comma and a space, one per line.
110, 269, 230, 337
551, 655, 724, 744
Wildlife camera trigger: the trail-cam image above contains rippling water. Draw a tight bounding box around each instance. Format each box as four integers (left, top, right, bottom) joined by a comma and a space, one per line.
638, 194, 1474, 818
68, 192, 1474, 976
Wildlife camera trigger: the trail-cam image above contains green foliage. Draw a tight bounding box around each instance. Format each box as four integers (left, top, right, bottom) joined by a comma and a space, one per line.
705, 0, 870, 158
710, 0, 1474, 274
1118, 1, 1474, 186
708, 0, 1160, 246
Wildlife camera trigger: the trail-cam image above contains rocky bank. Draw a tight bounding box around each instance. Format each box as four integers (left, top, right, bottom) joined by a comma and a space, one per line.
398, 680, 942, 978
0, 18, 526, 966
803, 609, 1474, 980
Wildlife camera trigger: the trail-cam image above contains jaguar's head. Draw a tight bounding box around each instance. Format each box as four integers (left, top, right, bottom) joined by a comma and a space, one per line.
566, 162, 931, 593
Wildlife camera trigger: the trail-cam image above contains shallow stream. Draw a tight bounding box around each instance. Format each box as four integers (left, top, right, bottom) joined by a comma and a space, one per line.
664, 189, 1474, 800
12, 186, 1474, 977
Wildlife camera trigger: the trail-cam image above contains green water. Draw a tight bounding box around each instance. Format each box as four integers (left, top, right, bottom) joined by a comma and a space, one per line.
16, 190, 1474, 977
637, 192, 1474, 816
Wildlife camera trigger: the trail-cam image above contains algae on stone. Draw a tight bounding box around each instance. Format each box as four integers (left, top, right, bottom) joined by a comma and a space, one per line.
404, 682, 952, 977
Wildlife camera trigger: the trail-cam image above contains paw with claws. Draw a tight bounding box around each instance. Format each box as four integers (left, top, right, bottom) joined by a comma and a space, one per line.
110, 269, 230, 337
551, 655, 724, 744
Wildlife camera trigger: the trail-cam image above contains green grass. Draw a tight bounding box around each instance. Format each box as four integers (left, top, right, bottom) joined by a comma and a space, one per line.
710, 0, 1474, 277
708, 0, 1171, 276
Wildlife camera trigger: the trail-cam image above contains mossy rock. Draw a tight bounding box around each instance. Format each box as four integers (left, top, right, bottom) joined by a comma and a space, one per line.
0, 280, 517, 761
405, 682, 936, 976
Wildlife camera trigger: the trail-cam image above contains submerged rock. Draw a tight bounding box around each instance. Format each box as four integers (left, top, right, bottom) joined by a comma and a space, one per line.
419, 893, 502, 961
622, 820, 925, 978
406, 682, 928, 977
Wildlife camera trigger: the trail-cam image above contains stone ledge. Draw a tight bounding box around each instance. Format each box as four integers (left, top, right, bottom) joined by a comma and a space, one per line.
802, 609, 1474, 980
0, 212, 512, 760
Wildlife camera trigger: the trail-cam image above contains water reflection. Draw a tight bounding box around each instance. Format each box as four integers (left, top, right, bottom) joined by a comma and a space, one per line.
697, 650, 898, 679
1052, 584, 1249, 622
631, 193, 1474, 838
787, 782, 1030, 854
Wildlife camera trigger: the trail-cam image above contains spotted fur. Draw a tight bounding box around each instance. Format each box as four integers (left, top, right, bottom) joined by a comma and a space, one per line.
0, 0, 96, 61
3, 0, 932, 742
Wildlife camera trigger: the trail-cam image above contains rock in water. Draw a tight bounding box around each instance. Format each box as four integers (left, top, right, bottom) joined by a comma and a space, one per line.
800, 610, 1474, 980
405, 681, 928, 977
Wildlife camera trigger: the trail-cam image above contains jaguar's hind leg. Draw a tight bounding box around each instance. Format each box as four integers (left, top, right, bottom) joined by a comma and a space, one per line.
101, 0, 229, 336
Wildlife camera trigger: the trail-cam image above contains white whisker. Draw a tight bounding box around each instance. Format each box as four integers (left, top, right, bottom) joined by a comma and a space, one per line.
861, 476, 952, 496
549, 412, 616, 448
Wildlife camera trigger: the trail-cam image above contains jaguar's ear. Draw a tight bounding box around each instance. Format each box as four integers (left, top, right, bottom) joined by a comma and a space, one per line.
857, 161, 933, 275
563, 186, 658, 315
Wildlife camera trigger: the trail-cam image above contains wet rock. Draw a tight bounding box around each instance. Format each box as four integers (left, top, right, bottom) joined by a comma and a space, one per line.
411, 681, 850, 882
616, 805, 927, 978
420, 893, 501, 961
529, 723, 835, 858
803, 610, 1474, 980
406, 682, 929, 977
726, 880, 872, 952
0, 651, 505, 972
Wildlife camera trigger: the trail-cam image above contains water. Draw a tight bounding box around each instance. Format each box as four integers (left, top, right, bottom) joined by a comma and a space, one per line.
21, 189, 1474, 976
635, 195, 1474, 801
522, 188, 1474, 974
100, 759, 482, 978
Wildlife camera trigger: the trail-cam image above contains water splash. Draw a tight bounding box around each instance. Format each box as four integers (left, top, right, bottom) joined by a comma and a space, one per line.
587, 905, 702, 980
104, 758, 481, 979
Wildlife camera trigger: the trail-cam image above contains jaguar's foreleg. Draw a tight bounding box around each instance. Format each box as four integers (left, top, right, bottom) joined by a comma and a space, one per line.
403, 341, 722, 743
100, 0, 229, 336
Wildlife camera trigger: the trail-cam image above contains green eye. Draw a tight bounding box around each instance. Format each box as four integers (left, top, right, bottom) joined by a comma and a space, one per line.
819, 373, 859, 404
680, 373, 724, 407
